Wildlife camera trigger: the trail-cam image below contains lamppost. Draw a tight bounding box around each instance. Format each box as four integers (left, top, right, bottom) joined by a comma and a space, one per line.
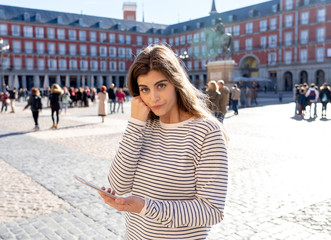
0, 38, 10, 92
179, 50, 189, 68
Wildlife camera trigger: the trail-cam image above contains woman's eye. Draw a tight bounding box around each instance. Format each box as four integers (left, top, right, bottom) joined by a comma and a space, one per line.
158, 84, 166, 89
140, 88, 149, 93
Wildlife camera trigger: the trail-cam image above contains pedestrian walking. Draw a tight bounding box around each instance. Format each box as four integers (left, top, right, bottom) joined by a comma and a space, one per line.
251, 86, 258, 105
50, 83, 63, 129
98, 44, 228, 240
9, 87, 17, 113
61, 87, 71, 114
305, 83, 319, 118
97, 85, 108, 122
245, 86, 252, 107
23, 88, 43, 130
217, 79, 230, 123
116, 88, 126, 113
0, 90, 9, 113
298, 88, 306, 116
319, 83, 331, 118
231, 84, 241, 115
107, 83, 116, 114
206, 80, 222, 117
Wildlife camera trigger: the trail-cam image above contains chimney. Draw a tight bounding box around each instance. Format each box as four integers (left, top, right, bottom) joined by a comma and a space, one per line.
123, 2, 137, 21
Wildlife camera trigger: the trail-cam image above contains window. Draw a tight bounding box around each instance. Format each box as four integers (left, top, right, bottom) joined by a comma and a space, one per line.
59, 43, 66, 55
35, 27, 44, 38
201, 59, 207, 69
202, 45, 207, 56
245, 22, 253, 34
69, 60, 77, 70
175, 37, 179, 46
119, 34, 125, 44
285, 0, 293, 10
245, 38, 253, 50
68, 30, 76, 40
91, 60, 98, 71
194, 33, 199, 43
169, 38, 174, 46
47, 28, 55, 39
100, 32, 106, 42
154, 38, 159, 44
119, 61, 125, 71
90, 45, 97, 56
225, 27, 232, 34
126, 35, 131, 44
301, 12, 309, 25
188, 47, 193, 56
260, 20, 267, 32
260, 36, 267, 48
80, 60, 88, 71
234, 40, 240, 52
12, 25, 20, 36
12, 40, 21, 53
126, 48, 132, 58
285, 14, 293, 28
80, 45, 87, 56
268, 52, 277, 65
109, 47, 116, 57
284, 51, 292, 64
269, 35, 277, 48
57, 29, 65, 40
0, 24, 8, 35
26, 58, 33, 70
270, 18, 277, 30
317, 8, 326, 22
36, 42, 44, 54
109, 33, 116, 43
300, 49, 308, 63
79, 31, 87, 41
284, 32, 292, 46
48, 43, 55, 54
38, 59, 45, 70
69, 44, 76, 55
118, 48, 125, 57
90, 32, 97, 42
48, 59, 57, 70
316, 48, 324, 62
180, 35, 186, 45
100, 46, 107, 56
25, 41, 33, 53
59, 59, 67, 70
300, 30, 309, 44
316, 28, 325, 42
101, 61, 107, 71
14, 58, 22, 70
187, 61, 192, 70
1, 57, 9, 69
110, 61, 116, 71
194, 46, 200, 57
187, 34, 192, 44
136, 36, 143, 45
233, 25, 240, 36
23, 26, 33, 37
194, 60, 199, 70
148, 37, 153, 44
201, 32, 206, 41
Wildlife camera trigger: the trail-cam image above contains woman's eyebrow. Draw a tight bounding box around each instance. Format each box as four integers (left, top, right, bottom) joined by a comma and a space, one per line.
138, 80, 167, 88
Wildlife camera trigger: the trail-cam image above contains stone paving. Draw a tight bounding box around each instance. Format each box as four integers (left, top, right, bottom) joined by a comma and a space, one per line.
0, 92, 330, 240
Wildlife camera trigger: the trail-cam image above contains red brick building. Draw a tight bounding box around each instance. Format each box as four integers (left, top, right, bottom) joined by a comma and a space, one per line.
0, 0, 330, 91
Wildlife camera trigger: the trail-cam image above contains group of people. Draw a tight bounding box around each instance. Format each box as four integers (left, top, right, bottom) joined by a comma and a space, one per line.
0, 87, 18, 113
294, 82, 331, 118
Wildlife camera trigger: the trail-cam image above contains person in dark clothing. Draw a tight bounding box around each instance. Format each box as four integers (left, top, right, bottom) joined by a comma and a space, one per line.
49, 83, 63, 129
23, 88, 43, 130
9, 87, 17, 113
319, 83, 331, 118
107, 83, 116, 114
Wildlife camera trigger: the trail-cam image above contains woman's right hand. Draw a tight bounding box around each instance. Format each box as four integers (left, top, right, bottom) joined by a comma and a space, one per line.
131, 96, 150, 122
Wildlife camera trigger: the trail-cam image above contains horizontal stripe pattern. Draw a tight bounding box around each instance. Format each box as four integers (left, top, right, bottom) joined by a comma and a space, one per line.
109, 117, 228, 240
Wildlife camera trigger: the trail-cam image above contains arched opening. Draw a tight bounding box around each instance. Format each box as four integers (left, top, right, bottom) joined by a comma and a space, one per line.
240, 56, 259, 77
299, 71, 308, 84
315, 70, 325, 87
284, 71, 293, 91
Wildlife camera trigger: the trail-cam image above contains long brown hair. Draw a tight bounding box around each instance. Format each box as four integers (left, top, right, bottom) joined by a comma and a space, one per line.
127, 44, 211, 120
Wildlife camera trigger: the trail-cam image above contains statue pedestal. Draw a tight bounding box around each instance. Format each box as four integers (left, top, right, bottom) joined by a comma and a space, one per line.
207, 60, 235, 84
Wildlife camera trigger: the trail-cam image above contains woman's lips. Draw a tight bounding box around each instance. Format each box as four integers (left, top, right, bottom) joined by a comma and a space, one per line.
151, 104, 163, 109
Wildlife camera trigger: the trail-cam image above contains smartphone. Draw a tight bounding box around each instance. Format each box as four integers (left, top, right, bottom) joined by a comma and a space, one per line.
74, 175, 117, 199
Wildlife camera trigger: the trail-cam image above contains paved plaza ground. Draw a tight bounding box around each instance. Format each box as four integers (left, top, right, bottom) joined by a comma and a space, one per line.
0, 92, 330, 240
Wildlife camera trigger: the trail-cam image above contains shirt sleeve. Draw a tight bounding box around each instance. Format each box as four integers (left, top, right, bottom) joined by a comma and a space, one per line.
108, 118, 146, 195
140, 129, 228, 228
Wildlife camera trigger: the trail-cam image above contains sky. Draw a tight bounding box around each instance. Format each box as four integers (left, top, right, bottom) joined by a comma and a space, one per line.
0, 0, 268, 25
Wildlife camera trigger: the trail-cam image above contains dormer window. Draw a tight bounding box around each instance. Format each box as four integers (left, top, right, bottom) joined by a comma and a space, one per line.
97, 21, 103, 28
23, 12, 30, 21
35, 13, 41, 22
57, 16, 63, 24
78, 18, 83, 26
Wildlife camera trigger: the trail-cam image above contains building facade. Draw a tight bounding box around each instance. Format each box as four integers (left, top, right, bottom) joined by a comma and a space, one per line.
0, 0, 330, 91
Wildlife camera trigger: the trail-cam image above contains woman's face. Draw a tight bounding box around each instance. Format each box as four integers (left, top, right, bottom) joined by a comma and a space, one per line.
137, 70, 178, 120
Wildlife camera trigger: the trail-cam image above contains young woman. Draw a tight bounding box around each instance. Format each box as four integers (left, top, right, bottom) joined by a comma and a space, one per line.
97, 85, 108, 122
23, 88, 43, 130
206, 80, 222, 117
50, 83, 63, 129
99, 45, 228, 240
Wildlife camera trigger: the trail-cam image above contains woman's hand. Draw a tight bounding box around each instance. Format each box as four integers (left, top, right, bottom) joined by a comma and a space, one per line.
131, 96, 150, 122
98, 187, 145, 214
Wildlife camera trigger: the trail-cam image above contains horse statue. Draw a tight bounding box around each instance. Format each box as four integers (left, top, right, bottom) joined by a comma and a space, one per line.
205, 18, 234, 60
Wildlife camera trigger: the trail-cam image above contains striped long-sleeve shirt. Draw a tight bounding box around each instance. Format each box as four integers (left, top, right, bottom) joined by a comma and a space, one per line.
108, 117, 228, 240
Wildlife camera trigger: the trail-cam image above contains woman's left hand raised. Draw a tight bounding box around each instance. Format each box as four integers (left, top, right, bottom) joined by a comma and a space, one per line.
98, 187, 145, 214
